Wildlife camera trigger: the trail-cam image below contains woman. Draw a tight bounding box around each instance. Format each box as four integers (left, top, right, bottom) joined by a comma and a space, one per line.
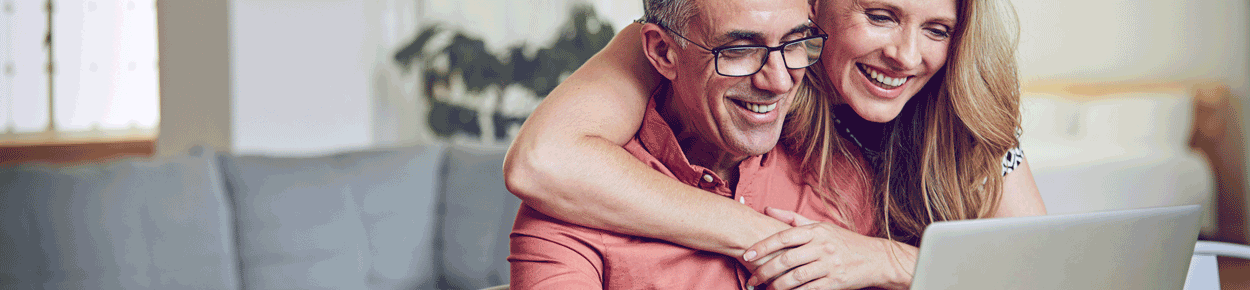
504, 0, 1046, 288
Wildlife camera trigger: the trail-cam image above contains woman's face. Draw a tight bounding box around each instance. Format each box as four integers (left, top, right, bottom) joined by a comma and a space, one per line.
815, 0, 957, 123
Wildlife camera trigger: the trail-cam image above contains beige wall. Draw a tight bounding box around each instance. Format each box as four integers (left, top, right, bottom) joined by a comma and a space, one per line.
156, 0, 232, 156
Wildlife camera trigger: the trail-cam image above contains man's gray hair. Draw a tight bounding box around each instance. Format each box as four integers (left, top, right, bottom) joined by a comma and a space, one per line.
643, 0, 699, 46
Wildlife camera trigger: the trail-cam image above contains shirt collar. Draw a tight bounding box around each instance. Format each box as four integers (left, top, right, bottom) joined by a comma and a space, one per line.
635, 84, 780, 195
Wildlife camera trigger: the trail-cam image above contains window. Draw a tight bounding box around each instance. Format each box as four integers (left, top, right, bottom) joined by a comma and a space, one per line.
0, 0, 158, 144
0, 0, 157, 164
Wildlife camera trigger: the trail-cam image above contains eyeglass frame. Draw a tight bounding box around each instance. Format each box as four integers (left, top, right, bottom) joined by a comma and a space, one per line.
656, 21, 829, 77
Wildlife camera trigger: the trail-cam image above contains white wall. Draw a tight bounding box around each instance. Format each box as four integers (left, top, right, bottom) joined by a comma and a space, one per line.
224, 0, 639, 155
370, 0, 640, 146
415, 0, 638, 55
160, 0, 401, 156
158, 0, 640, 156
228, 0, 382, 155
1016, 0, 1250, 94
169, 0, 1249, 155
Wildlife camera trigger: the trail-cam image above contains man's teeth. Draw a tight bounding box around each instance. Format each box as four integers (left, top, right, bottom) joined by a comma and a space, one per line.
745, 102, 776, 114
865, 66, 906, 88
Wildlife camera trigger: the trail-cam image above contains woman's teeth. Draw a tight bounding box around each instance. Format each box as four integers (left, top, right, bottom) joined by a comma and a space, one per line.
862, 65, 907, 88
743, 102, 776, 114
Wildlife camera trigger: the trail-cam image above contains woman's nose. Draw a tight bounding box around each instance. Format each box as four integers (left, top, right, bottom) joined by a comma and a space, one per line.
884, 29, 922, 70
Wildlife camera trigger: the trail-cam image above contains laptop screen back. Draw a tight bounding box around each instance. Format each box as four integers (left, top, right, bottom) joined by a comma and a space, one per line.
910, 205, 1201, 290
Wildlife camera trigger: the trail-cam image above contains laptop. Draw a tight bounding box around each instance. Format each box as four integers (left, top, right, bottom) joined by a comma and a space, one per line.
910, 205, 1201, 290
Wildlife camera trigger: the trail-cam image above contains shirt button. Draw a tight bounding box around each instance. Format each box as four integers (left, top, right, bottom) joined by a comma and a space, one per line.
702, 174, 714, 183
746, 286, 754, 290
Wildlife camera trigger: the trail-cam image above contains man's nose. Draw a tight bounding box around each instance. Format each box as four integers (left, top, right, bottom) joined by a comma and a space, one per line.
883, 28, 922, 70
751, 50, 796, 94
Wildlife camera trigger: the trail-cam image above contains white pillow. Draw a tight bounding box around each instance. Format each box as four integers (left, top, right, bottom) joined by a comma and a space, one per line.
1076, 92, 1193, 149
1020, 93, 1080, 141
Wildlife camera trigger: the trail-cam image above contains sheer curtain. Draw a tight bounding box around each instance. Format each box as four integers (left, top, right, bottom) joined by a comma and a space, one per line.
2, 1, 50, 135
0, 0, 158, 143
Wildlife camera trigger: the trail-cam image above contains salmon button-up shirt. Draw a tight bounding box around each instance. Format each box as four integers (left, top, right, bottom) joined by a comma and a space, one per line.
509, 93, 875, 289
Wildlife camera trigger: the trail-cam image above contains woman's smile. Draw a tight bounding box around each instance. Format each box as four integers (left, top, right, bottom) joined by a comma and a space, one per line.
817, 0, 955, 122
857, 63, 910, 89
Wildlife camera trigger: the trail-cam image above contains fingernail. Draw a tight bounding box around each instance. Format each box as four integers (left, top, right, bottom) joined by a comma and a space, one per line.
747, 277, 757, 286
743, 250, 757, 261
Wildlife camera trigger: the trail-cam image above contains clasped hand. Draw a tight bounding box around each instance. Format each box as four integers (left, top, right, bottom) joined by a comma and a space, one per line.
741, 208, 914, 290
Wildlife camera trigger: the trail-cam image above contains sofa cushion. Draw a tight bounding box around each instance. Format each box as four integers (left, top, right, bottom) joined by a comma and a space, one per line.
437, 144, 522, 289
342, 145, 446, 290
0, 151, 240, 290
219, 144, 445, 290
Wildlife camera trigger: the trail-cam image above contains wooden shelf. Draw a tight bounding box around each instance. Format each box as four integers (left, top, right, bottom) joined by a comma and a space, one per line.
0, 137, 155, 166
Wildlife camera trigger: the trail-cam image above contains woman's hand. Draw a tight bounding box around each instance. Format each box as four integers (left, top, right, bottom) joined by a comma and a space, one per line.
743, 208, 917, 290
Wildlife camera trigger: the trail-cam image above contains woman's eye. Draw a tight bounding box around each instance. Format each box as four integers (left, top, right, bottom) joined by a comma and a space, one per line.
866, 13, 893, 24
926, 27, 951, 40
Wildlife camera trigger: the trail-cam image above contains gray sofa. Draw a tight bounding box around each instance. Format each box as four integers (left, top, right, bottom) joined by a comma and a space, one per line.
0, 143, 522, 290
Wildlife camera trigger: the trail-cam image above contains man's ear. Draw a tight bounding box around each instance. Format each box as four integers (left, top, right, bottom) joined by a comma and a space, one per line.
640, 23, 680, 81
809, 0, 820, 19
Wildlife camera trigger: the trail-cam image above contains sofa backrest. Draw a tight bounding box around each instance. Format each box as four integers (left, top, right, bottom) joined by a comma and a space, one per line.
217, 143, 521, 290
0, 143, 520, 290
218, 144, 448, 290
436, 144, 523, 289
0, 151, 241, 290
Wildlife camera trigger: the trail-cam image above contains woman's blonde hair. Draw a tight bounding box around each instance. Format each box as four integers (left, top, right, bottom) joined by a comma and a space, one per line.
782, 0, 1023, 245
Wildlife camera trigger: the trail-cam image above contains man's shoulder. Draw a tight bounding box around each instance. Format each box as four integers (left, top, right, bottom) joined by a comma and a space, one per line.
621, 133, 682, 180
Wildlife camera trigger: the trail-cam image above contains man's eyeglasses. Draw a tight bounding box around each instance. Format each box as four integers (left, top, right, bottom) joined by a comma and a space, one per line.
660, 23, 827, 77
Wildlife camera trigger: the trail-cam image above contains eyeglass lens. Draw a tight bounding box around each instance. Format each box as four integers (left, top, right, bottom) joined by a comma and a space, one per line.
716, 37, 824, 77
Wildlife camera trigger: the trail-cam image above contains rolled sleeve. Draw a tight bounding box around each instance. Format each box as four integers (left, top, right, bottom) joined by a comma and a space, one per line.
508, 205, 604, 289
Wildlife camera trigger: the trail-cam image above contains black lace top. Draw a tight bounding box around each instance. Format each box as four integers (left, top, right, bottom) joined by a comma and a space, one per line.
831, 105, 1023, 177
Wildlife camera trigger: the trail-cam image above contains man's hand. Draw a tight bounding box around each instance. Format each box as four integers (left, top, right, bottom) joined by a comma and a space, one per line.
742, 208, 917, 290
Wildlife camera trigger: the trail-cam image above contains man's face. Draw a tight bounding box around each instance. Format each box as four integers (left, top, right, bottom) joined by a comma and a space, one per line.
668, 0, 811, 159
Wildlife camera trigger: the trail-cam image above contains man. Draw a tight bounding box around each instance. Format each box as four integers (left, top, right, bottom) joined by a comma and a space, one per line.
508, 0, 841, 288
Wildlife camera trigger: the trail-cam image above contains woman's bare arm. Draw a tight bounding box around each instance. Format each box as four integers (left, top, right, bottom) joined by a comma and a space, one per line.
995, 157, 1048, 217
503, 22, 790, 256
